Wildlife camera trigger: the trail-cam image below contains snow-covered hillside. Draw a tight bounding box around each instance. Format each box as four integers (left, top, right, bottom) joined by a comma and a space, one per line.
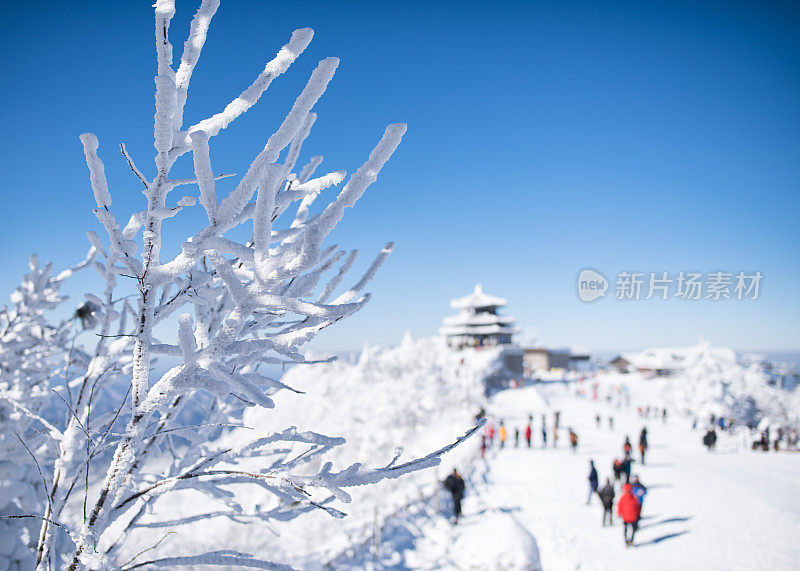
115, 335, 507, 567
94, 338, 800, 568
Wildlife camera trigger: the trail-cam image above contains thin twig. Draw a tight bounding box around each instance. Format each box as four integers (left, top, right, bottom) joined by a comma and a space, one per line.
95, 333, 136, 338
50, 389, 97, 447
14, 432, 52, 512
119, 531, 177, 568
120, 143, 149, 190
153, 422, 252, 437
0, 389, 61, 440
96, 383, 132, 450
169, 172, 236, 187
0, 515, 77, 544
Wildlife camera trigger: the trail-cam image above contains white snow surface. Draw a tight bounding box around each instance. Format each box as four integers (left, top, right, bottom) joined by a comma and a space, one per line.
119, 335, 496, 567
455, 378, 800, 570
118, 338, 800, 569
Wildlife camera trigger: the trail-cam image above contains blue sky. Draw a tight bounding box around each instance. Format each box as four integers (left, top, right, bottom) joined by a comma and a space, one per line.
1, 0, 798, 352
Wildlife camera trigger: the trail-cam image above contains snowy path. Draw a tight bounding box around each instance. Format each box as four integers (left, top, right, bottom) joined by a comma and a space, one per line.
330, 378, 800, 570
465, 382, 800, 570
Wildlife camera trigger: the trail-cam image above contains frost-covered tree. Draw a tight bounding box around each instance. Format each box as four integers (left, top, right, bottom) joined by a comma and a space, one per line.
0, 253, 97, 570
7, 1, 480, 569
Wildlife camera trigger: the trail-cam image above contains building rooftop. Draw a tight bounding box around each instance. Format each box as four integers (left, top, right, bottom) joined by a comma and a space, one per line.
450, 283, 508, 310
440, 323, 517, 336
442, 312, 515, 327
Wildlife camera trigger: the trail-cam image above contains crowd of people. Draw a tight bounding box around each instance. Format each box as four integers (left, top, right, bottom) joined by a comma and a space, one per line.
696, 413, 800, 452
446, 408, 587, 524
466, 409, 652, 547
465, 409, 653, 545
440, 373, 798, 553
588, 429, 650, 546
475, 410, 588, 456
636, 405, 668, 423
445, 404, 654, 546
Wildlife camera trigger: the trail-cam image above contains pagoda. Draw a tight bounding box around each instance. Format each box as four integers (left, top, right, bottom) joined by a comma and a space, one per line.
439, 284, 517, 349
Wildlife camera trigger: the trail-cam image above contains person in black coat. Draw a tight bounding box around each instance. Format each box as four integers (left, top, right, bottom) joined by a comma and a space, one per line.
587, 460, 599, 504
639, 427, 649, 465
621, 453, 633, 484
612, 458, 622, 483
703, 428, 717, 452
598, 478, 616, 526
443, 468, 466, 523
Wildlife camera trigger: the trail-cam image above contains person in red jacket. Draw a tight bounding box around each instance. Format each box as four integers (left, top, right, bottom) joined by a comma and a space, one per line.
525, 416, 533, 447
617, 483, 642, 546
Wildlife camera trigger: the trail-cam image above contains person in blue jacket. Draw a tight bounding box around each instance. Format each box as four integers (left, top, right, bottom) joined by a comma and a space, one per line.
587, 459, 599, 504
631, 475, 647, 507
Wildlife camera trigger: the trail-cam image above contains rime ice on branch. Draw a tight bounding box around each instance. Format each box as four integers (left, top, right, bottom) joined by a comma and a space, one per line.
0, 253, 97, 570
22, 1, 480, 569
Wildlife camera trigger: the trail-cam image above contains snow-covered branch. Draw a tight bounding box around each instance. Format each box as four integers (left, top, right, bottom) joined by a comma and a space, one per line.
3, 2, 477, 570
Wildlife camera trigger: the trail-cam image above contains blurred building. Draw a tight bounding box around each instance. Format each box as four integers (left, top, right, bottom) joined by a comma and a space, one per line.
523, 347, 592, 375
440, 284, 517, 349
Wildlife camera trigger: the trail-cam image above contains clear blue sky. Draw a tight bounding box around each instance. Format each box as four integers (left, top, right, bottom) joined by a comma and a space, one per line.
1, 0, 798, 353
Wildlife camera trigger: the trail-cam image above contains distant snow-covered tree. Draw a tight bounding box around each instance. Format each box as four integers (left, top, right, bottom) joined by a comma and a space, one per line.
1, 1, 480, 569
0, 252, 97, 570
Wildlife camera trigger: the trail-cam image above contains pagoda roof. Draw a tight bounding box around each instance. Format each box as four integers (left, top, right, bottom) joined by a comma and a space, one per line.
450, 284, 507, 310
442, 312, 515, 327
439, 323, 517, 336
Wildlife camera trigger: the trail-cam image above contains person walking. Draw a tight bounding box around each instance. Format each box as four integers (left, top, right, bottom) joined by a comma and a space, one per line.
541, 418, 548, 448
598, 478, 615, 526
609, 415, 614, 430
569, 428, 579, 452
621, 453, 633, 484
709, 427, 717, 452
595, 414, 601, 429
514, 427, 520, 448
618, 483, 642, 546
631, 475, 647, 508
443, 468, 466, 524
499, 421, 507, 449
759, 430, 768, 451
612, 458, 623, 483
639, 427, 648, 465
587, 460, 599, 504
623, 436, 632, 455
525, 417, 533, 448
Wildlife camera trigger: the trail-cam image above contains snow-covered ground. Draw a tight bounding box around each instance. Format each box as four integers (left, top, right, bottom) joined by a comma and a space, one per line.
472, 380, 800, 570
327, 372, 800, 570
112, 336, 495, 567
112, 339, 800, 569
